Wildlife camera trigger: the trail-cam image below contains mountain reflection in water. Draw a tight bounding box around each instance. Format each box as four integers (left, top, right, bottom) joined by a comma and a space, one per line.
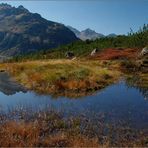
0, 72, 27, 95
0, 73, 147, 129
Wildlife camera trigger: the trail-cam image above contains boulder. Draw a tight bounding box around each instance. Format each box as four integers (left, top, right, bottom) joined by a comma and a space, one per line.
65, 51, 75, 59
90, 48, 99, 56
141, 47, 148, 56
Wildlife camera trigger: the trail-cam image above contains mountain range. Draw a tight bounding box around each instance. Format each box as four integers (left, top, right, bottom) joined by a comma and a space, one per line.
0, 3, 118, 57
0, 3, 78, 56
67, 26, 117, 41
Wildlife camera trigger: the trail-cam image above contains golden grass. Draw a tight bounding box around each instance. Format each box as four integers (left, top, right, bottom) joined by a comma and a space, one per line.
0, 121, 101, 147
0, 59, 121, 97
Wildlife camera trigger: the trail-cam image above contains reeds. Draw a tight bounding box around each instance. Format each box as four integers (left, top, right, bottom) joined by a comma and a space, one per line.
0, 107, 147, 147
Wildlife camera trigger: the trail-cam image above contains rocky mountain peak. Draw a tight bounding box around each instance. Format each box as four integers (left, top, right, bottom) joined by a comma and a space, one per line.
0, 3, 78, 56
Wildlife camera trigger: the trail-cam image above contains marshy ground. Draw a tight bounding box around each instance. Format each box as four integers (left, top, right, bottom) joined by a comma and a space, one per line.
0, 108, 147, 147
0, 55, 147, 147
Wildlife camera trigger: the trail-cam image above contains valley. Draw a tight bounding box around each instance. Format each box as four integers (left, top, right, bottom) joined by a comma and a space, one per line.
0, 2, 147, 147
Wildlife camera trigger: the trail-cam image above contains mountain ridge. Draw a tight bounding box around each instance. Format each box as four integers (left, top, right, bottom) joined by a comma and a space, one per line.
67, 25, 117, 40
0, 3, 78, 56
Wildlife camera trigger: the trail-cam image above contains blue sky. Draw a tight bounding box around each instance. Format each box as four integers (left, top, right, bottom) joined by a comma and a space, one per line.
1, 0, 148, 35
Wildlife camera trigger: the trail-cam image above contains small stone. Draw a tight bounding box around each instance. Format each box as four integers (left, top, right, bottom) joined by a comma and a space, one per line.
90, 48, 99, 56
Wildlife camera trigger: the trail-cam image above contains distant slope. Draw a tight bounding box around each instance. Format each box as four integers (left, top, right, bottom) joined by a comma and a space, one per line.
67, 26, 117, 40
67, 26, 80, 37
107, 33, 117, 38
0, 3, 78, 56
79, 28, 105, 41
67, 26, 105, 41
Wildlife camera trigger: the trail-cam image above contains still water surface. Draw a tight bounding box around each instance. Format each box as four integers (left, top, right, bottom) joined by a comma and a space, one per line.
0, 72, 147, 128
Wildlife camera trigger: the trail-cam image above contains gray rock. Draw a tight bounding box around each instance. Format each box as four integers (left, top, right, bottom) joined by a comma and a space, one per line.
91, 48, 99, 56
65, 51, 75, 59
141, 47, 148, 56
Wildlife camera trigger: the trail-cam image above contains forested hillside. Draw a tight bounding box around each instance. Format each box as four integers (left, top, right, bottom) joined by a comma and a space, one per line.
13, 24, 148, 61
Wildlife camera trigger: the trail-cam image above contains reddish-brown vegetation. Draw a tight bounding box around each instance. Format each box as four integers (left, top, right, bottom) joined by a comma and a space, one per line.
0, 121, 100, 147
0, 109, 147, 147
90, 48, 140, 60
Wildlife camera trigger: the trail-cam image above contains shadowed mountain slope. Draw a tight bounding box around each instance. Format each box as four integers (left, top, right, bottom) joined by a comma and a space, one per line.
0, 3, 78, 56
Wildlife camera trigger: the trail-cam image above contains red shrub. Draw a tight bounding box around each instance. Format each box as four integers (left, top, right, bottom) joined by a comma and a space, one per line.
91, 48, 140, 60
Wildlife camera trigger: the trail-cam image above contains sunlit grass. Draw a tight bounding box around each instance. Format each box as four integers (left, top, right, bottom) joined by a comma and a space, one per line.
0, 59, 121, 97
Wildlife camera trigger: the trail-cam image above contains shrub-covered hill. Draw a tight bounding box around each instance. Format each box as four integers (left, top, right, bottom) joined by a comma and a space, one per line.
12, 24, 148, 61
0, 3, 78, 56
